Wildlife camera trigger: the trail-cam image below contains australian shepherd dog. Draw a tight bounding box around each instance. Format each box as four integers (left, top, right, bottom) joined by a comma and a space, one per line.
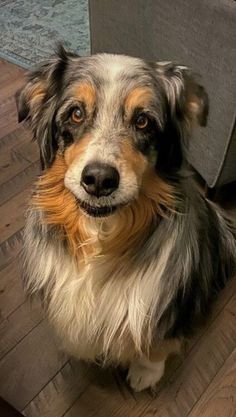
16, 46, 236, 391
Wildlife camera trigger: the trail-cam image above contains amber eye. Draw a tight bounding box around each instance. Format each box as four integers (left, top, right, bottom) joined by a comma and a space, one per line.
135, 113, 149, 130
71, 107, 84, 124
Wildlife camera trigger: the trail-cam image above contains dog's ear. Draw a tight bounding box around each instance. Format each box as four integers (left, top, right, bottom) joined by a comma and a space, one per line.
155, 62, 209, 130
15, 45, 74, 169
151, 63, 208, 174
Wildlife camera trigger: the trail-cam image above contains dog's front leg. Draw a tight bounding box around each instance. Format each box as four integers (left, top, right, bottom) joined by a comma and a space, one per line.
127, 338, 181, 392
128, 356, 165, 392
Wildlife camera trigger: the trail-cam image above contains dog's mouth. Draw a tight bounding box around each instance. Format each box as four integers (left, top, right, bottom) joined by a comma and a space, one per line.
77, 200, 118, 218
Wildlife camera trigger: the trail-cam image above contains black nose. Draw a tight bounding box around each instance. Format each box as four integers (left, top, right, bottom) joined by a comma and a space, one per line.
81, 162, 120, 197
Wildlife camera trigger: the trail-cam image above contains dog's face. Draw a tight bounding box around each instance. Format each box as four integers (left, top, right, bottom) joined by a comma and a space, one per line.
16, 47, 208, 218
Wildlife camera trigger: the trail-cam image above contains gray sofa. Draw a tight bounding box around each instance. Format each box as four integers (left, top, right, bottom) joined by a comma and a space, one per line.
89, 0, 236, 188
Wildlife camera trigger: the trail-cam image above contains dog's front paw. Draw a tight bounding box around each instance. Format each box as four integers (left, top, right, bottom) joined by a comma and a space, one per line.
127, 358, 165, 392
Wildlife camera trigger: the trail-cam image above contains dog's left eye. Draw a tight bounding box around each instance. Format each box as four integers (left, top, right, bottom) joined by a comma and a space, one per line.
135, 113, 149, 130
71, 107, 84, 124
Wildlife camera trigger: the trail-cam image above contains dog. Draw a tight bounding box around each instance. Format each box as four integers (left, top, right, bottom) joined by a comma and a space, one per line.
16, 46, 236, 391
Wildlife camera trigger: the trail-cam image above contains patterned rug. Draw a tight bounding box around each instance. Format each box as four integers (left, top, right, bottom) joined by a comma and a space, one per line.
0, 0, 90, 68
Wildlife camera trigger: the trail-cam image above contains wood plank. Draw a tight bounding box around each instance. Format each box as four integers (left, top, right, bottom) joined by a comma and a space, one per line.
0, 61, 25, 96
0, 96, 22, 141
23, 361, 100, 417
0, 126, 30, 153
0, 161, 39, 206
0, 186, 31, 244
0, 148, 31, 186
0, 60, 26, 139
0, 258, 25, 322
0, 132, 35, 187
15, 140, 38, 164
63, 373, 137, 417
0, 78, 26, 101
0, 300, 42, 360
0, 229, 23, 271
0, 60, 26, 83
187, 348, 236, 417
0, 320, 67, 411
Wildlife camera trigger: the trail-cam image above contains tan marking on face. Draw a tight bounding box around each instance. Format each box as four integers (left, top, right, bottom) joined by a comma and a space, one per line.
119, 140, 176, 212
125, 87, 154, 115
120, 138, 175, 209
64, 133, 92, 166
72, 82, 96, 112
120, 139, 148, 185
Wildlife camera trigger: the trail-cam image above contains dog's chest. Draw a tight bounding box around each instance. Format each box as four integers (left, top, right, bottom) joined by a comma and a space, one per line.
50, 254, 142, 362
42, 220, 172, 363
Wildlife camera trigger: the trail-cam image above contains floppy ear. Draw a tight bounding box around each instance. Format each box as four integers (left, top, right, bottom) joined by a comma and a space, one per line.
152, 63, 208, 174
156, 62, 209, 130
15, 45, 72, 169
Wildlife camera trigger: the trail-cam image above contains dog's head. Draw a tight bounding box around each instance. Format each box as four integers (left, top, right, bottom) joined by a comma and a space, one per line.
16, 46, 208, 219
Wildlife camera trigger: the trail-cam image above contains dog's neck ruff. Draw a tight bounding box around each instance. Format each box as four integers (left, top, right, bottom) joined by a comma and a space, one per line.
32, 155, 176, 263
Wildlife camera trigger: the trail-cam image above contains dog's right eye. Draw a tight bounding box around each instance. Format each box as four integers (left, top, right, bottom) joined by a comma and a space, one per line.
71, 106, 85, 124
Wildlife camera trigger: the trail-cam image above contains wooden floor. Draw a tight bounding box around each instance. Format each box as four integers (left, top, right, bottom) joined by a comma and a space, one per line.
0, 59, 236, 417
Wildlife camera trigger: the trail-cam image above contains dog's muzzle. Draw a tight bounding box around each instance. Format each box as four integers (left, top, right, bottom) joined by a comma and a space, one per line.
77, 162, 120, 217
